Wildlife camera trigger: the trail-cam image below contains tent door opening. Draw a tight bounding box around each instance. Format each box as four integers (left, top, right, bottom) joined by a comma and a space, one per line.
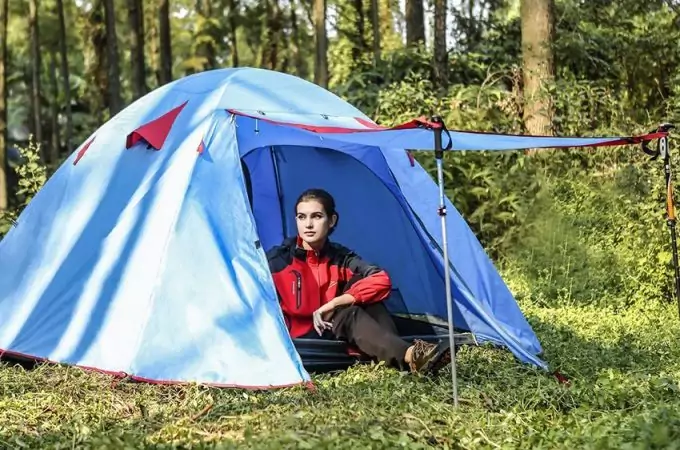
242, 145, 474, 372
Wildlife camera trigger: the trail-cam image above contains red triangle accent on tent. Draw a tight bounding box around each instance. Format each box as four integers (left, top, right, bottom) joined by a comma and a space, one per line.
197, 140, 205, 154
73, 136, 96, 166
354, 117, 385, 129
125, 101, 188, 150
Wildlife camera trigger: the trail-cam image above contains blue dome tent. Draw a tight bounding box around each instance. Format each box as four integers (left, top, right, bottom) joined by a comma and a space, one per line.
0, 68, 666, 390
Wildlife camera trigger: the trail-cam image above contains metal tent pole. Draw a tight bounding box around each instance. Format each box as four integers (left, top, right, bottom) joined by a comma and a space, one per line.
659, 126, 680, 317
641, 124, 680, 317
431, 115, 458, 407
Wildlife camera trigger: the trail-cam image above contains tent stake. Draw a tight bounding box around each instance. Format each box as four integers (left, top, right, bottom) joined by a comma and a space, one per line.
432, 115, 458, 407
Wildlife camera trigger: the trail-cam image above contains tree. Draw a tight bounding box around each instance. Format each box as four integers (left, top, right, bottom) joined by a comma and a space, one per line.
226, 0, 240, 67
103, 0, 122, 115
405, 0, 424, 47
0, 0, 7, 210
88, 0, 109, 122
433, 0, 447, 92
350, 0, 366, 63
128, 0, 147, 100
196, 0, 218, 71
289, 0, 305, 76
56, 0, 73, 152
29, 0, 43, 154
48, 52, 60, 165
158, 0, 172, 85
260, 0, 282, 70
521, 0, 555, 136
313, 0, 328, 87
370, 0, 381, 63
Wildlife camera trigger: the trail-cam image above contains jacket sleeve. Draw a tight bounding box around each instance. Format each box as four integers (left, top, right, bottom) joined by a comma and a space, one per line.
342, 251, 392, 304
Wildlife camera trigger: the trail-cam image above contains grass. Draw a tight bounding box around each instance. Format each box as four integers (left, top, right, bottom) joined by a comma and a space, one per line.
2, 299, 680, 449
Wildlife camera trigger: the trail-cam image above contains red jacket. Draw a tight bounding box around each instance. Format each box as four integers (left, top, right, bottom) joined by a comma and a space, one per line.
267, 236, 392, 338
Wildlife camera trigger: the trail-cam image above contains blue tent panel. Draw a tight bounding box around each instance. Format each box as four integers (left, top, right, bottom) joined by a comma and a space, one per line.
309, 128, 643, 151
130, 116, 308, 386
382, 148, 545, 360
243, 146, 286, 251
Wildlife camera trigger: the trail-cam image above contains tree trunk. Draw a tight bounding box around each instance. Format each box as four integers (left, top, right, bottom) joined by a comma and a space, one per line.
48, 52, 61, 167
370, 0, 381, 64
128, 0, 147, 100
146, 0, 160, 87
0, 0, 8, 210
259, 0, 281, 70
351, 0, 366, 62
405, 0, 425, 47
89, 1, 109, 123
226, 0, 239, 67
273, 1, 287, 72
313, 0, 328, 87
289, 0, 306, 77
520, 0, 555, 136
196, 0, 217, 71
103, 0, 123, 115
29, 0, 43, 155
433, 0, 447, 93
159, 0, 173, 85
56, 0, 73, 152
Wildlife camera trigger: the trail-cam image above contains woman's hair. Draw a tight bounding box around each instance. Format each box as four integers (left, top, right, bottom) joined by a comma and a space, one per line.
295, 188, 339, 234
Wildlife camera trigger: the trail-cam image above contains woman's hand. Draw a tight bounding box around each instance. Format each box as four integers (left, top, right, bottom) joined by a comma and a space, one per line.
312, 304, 334, 335
311, 294, 356, 335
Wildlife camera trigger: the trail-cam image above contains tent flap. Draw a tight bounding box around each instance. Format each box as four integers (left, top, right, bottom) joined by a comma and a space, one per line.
230, 110, 667, 152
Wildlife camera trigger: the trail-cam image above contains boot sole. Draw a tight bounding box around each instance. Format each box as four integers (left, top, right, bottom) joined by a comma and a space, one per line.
429, 347, 452, 375
422, 342, 452, 375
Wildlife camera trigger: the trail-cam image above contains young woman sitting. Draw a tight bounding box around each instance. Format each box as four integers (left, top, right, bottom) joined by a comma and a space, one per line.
267, 188, 451, 375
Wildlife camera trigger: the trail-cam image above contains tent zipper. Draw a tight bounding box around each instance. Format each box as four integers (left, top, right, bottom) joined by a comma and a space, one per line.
292, 270, 302, 309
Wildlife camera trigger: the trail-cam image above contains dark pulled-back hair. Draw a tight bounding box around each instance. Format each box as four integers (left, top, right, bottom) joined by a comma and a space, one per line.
295, 188, 339, 234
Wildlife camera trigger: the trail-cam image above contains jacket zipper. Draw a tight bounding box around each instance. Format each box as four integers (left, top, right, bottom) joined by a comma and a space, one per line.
291, 270, 302, 309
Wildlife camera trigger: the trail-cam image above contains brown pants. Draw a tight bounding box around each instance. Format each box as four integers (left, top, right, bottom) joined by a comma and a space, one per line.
301, 302, 411, 370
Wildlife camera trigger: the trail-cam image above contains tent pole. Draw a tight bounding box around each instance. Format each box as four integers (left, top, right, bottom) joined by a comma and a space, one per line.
659, 127, 680, 317
431, 115, 458, 407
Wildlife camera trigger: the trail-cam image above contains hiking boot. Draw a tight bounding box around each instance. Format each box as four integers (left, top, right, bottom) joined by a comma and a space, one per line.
407, 339, 451, 375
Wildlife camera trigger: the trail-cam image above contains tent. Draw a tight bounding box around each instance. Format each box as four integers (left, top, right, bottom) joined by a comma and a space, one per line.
0, 68, 665, 389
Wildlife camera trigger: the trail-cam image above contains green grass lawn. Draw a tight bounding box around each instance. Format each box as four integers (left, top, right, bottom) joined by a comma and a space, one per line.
2, 300, 680, 449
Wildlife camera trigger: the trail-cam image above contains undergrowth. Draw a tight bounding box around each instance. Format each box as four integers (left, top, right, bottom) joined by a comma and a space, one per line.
1, 298, 679, 449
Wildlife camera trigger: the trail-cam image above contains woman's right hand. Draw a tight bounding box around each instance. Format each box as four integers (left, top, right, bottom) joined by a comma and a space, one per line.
312, 308, 333, 335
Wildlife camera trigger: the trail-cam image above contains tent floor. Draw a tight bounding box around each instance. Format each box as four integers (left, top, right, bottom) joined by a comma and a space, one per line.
295, 314, 475, 373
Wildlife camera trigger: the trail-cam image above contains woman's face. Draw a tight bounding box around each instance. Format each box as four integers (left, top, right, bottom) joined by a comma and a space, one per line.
296, 199, 337, 249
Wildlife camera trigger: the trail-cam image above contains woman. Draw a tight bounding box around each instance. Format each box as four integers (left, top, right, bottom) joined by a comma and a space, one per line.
267, 188, 451, 375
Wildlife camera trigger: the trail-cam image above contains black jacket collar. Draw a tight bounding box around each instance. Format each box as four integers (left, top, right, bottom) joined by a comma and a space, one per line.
283, 236, 333, 260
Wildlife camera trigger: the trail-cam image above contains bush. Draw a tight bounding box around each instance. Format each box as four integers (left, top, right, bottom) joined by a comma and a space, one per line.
501, 157, 674, 308
0, 138, 47, 240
